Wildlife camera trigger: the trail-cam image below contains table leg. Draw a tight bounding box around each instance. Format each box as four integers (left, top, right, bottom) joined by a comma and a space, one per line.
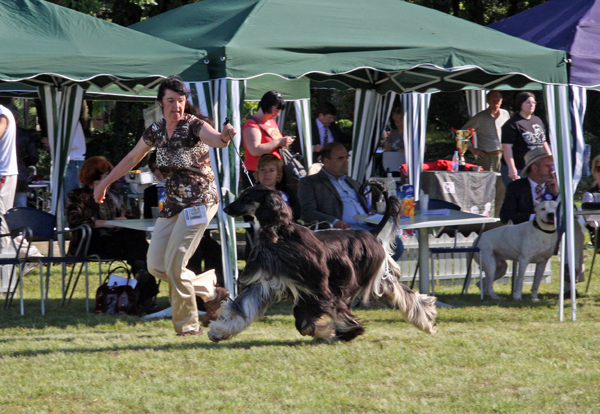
417, 228, 429, 294
417, 227, 458, 309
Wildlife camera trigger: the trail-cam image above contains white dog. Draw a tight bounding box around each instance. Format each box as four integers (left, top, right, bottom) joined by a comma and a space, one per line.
475, 200, 559, 300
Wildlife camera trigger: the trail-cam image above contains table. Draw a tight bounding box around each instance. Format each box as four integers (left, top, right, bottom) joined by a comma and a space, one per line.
355, 210, 499, 298
421, 170, 497, 215
105, 218, 251, 232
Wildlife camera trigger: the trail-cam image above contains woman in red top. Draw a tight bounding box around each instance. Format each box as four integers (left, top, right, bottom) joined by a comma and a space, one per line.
242, 91, 295, 188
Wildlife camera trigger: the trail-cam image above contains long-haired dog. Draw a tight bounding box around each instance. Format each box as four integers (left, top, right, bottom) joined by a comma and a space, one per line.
207, 183, 437, 343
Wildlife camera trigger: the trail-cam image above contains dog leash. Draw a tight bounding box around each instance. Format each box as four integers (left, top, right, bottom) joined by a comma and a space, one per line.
224, 117, 254, 187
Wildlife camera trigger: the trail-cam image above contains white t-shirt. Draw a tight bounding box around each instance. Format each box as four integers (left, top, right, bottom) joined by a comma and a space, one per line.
0, 105, 18, 176
69, 122, 86, 161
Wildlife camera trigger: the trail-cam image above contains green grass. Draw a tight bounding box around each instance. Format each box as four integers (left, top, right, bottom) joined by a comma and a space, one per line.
1, 249, 600, 414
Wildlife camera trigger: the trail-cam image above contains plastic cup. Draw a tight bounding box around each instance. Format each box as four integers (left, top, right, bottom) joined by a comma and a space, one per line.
420, 194, 429, 214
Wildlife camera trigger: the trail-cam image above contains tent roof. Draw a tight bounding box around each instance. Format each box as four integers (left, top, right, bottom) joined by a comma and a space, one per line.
489, 0, 600, 89
0, 0, 209, 91
131, 0, 568, 93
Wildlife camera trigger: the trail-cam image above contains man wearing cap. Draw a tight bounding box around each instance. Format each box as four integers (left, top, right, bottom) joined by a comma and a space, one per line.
499, 147, 557, 224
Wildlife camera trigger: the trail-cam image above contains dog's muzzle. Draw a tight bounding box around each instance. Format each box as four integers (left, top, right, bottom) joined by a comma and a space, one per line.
542, 212, 555, 225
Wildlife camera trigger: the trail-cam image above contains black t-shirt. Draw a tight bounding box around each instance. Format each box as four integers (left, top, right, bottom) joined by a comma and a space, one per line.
501, 113, 547, 169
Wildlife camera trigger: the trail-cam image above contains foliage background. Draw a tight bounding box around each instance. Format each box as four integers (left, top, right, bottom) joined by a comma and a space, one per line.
8, 0, 600, 182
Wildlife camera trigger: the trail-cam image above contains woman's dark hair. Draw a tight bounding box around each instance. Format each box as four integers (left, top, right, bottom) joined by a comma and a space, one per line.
157, 75, 212, 124
514, 91, 536, 112
79, 156, 113, 187
258, 90, 285, 114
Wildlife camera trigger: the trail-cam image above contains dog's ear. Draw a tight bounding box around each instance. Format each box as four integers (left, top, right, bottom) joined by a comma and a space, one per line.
255, 189, 293, 226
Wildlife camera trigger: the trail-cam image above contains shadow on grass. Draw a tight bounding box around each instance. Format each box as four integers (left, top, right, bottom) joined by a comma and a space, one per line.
4, 337, 320, 358
0, 296, 298, 330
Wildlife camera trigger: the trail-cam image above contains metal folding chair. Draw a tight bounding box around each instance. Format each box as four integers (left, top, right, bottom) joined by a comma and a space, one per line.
4, 207, 93, 315
1, 216, 32, 315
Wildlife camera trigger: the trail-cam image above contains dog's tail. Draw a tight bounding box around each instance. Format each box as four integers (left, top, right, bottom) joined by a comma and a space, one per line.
362, 258, 437, 334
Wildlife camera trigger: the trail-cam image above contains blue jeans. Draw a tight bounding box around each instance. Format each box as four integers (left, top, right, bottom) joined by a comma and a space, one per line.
64, 160, 85, 206
500, 163, 522, 187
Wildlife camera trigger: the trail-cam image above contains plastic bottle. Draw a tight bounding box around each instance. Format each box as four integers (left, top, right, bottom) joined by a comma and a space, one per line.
452, 151, 459, 172
385, 178, 397, 198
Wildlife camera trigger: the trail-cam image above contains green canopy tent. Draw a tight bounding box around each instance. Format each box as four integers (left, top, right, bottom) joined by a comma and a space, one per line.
0, 0, 241, 293
133, 0, 581, 311
0, 0, 207, 216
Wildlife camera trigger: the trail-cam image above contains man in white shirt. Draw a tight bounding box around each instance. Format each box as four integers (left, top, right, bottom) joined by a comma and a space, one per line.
0, 104, 17, 248
63, 121, 86, 206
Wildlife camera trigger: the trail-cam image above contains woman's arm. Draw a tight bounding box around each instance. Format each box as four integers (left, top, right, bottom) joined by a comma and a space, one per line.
502, 143, 519, 179
198, 121, 236, 148
94, 137, 153, 203
243, 126, 287, 157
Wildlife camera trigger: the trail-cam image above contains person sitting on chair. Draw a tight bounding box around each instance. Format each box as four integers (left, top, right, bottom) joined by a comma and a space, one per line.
254, 153, 301, 221
298, 142, 403, 259
66, 156, 149, 276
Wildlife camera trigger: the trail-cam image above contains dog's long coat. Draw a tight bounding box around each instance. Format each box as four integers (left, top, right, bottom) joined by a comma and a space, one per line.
208, 184, 437, 343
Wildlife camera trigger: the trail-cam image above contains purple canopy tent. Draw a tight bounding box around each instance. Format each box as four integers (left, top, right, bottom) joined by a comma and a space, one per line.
489, 0, 600, 318
490, 0, 600, 89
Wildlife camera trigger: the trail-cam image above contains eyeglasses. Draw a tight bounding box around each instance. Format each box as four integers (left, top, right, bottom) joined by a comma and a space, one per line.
594, 166, 600, 173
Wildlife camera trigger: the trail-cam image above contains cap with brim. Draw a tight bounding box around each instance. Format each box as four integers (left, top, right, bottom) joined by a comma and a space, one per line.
522, 147, 552, 176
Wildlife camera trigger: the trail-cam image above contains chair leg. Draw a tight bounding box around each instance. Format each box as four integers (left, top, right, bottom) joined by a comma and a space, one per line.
4, 263, 17, 310
586, 249, 597, 294
65, 263, 85, 306
409, 262, 419, 290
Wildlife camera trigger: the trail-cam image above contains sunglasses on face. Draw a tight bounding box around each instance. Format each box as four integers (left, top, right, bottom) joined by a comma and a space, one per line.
595, 166, 600, 173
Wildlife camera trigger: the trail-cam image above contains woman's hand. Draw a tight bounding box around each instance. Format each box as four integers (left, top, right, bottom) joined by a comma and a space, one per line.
93, 183, 108, 204
278, 136, 295, 148
220, 123, 237, 145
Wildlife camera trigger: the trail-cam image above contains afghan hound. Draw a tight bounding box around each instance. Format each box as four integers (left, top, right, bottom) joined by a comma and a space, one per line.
208, 183, 437, 343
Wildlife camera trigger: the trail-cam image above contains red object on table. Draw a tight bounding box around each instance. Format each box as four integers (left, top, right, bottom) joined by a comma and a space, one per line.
399, 160, 479, 177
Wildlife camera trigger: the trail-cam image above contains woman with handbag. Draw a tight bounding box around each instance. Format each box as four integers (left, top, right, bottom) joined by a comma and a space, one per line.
94, 75, 236, 336
241, 90, 295, 188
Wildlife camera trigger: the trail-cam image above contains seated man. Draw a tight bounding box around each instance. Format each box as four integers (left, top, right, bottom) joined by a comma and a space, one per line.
500, 147, 558, 224
298, 142, 403, 258
500, 147, 583, 297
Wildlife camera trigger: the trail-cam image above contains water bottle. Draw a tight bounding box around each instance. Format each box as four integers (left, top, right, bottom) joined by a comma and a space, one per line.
452, 151, 459, 172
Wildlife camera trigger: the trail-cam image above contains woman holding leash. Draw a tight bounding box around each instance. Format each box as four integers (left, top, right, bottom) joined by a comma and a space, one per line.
94, 75, 236, 336
241, 90, 295, 188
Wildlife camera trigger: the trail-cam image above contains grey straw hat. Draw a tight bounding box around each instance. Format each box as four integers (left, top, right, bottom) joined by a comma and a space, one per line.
522, 147, 552, 176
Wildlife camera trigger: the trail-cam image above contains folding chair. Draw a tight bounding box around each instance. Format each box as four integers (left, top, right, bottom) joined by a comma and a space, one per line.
4, 207, 92, 315
1, 217, 32, 315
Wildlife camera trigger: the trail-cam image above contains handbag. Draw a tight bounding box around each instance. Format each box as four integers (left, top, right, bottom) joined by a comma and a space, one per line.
249, 116, 306, 186
95, 265, 140, 316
